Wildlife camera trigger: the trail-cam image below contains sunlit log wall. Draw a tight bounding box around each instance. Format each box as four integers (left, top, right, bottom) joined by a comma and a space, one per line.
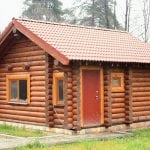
104, 66, 150, 127
0, 35, 48, 125
131, 69, 150, 122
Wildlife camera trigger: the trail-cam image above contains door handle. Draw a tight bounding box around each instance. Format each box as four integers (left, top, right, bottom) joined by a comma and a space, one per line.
95, 95, 99, 100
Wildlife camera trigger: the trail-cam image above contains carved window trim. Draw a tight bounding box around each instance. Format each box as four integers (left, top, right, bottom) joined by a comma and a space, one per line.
53, 72, 64, 105
6, 74, 30, 104
111, 72, 124, 92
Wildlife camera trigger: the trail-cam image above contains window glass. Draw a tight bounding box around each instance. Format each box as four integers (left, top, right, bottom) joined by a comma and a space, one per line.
19, 80, 27, 101
10, 80, 17, 100
58, 80, 63, 101
112, 77, 121, 87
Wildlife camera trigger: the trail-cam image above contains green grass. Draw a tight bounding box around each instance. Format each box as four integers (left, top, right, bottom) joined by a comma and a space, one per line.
17, 128, 150, 150
0, 125, 46, 137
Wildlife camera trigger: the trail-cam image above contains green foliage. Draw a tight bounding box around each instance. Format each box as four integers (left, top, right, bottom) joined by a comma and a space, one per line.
16, 141, 46, 150
16, 128, 150, 150
22, 0, 64, 22
0, 125, 46, 137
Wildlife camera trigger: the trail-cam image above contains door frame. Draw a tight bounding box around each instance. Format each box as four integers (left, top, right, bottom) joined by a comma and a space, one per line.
80, 66, 104, 127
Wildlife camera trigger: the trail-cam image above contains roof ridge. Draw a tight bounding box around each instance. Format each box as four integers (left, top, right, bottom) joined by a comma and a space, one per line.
15, 17, 127, 33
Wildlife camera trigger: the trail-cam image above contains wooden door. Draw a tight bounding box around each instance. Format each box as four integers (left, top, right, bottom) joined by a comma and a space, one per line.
82, 69, 100, 127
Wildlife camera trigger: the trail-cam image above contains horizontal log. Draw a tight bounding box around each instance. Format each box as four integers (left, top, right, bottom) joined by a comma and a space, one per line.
68, 112, 73, 117
0, 96, 6, 100
132, 92, 150, 97
72, 109, 77, 115
68, 118, 73, 123
67, 100, 73, 106
67, 83, 73, 89
31, 91, 45, 97
30, 97, 46, 102
111, 98, 125, 103
67, 124, 73, 129
0, 105, 45, 112
112, 113, 126, 119
133, 115, 150, 122
132, 87, 150, 92
111, 108, 125, 114
132, 82, 150, 87
30, 81, 45, 86
9, 45, 40, 53
30, 102, 46, 107
0, 113, 46, 123
73, 115, 77, 121
31, 71, 46, 76
112, 103, 125, 108
67, 72, 72, 77
54, 119, 64, 125
68, 78, 73, 83
67, 95, 73, 100
72, 98, 77, 103
132, 69, 150, 73
31, 86, 46, 92
3, 55, 45, 64
0, 109, 45, 118
111, 93, 125, 98
67, 106, 73, 112
133, 111, 150, 117
112, 118, 125, 124
132, 78, 150, 82
54, 108, 64, 114
54, 124, 64, 128
67, 89, 72, 94
31, 76, 45, 81
132, 97, 150, 102
0, 91, 6, 95
72, 103, 77, 109
132, 101, 150, 107
133, 106, 150, 112
132, 73, 150, 78
73, 121, 77, 126
5, 51, 45, 59
0, 118, 45, 126
54, 113, 64, 120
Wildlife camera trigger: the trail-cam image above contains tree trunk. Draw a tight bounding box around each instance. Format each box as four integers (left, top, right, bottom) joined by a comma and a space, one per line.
104, 0, 110, 28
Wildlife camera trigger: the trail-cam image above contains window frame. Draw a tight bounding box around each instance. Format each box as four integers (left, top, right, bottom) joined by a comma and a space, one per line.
111, 72, 124, 92
53, 72, 64, 106
6, 74, 30, 104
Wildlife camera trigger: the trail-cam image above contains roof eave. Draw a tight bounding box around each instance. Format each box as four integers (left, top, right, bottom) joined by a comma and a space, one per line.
1, 18, 69, 65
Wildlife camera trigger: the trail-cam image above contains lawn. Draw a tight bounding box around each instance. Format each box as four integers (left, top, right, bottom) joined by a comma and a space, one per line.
17, 128, 150, 150
0, 125, 46, 137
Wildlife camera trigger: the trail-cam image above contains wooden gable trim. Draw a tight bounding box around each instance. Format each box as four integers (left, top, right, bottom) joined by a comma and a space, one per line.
80, 66, 104, 127
12, 19, 69, 65
0, 19, 69, 65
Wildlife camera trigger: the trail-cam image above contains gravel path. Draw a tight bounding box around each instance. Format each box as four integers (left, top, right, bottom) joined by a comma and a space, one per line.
0, 132, 131, 149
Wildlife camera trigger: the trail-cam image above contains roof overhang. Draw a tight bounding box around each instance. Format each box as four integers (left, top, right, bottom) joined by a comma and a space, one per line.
0, 18, 69, 65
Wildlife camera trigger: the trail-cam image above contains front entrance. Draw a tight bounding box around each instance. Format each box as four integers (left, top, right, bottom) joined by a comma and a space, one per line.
81, 69, 101, 127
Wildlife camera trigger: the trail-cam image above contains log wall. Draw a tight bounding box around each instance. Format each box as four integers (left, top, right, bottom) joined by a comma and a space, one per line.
132, 69, 150, 122
0, 36, 47, 125
104, 68, 126, 126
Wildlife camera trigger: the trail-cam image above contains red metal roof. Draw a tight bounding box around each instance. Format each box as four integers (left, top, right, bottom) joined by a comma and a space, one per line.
1, 18, 150, 64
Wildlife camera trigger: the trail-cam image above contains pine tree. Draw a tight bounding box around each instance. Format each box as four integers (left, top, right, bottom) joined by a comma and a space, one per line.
71, 0, 121, 29
22, 0, 64, 22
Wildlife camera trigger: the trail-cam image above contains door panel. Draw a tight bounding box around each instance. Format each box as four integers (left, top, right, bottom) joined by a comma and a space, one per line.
82, 69, 100, 127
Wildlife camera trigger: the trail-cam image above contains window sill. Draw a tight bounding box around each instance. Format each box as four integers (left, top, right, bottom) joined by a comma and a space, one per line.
8, 102, 28, 106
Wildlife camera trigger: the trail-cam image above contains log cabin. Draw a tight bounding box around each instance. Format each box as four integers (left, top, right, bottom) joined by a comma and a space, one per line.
0, 18, 150, 134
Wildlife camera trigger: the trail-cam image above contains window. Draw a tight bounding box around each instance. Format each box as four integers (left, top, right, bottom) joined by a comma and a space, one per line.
53, 72, 64, 105
111, 72, 124, 92
6, 74, 30, 104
